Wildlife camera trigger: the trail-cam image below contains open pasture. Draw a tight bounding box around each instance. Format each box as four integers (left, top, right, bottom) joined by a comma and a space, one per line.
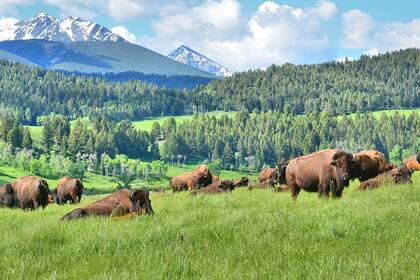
0, 173, 419, 279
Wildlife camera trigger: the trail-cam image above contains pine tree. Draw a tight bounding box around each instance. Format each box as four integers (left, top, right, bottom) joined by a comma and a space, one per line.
22, 127, 33, 148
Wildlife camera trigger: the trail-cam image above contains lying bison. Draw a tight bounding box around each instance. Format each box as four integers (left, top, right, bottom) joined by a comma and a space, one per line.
170, 165, 213, 192
0, 183, 17, 208
403, 154, 420, 171
53, 176, 85, 205
258, 168, 279, 188
61, 189, 154, 221
11, 176, 52, 210
279, 149, 355, 200
353, 150, 395, 182
358, 166, 413, 190
234, 177, 249, 188
191, 180, 235, 195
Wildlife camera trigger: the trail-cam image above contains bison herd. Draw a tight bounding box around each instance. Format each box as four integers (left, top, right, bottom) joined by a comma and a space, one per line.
0, 150, 418, 222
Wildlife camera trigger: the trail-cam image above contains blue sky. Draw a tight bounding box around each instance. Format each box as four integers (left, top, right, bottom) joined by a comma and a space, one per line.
0, 0, 419, 70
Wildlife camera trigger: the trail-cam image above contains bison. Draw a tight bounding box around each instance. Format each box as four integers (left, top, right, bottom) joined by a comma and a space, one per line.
53, 176, 85, 205
170, 165, 213, 193
258, 168, 279, 188
279, 149, 355, 200
61, 188, 154, 221
0, 183, 17, 208
353, 150, 395, 182
358, 166, 413, 190
234, 177, 249, 188
191, 180, 235, 195
12, 176, 52, 210
403, 154, 420, 171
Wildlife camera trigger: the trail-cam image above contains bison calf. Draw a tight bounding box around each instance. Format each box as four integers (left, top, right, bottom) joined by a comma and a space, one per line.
358, 166, 413, 190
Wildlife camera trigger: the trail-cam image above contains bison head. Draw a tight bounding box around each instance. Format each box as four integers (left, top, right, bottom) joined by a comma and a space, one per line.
277, 161, 289, 185
393, 166, 413, 184
130, 189, 154, 214
3, 184, 17, 208
76, 179, 85, 191
220, 180, 235, 192
331, 151, 354, 194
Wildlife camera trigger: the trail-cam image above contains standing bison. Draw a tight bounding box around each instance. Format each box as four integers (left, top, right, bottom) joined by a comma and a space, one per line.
403, 154, 420, 171
12, 176, 52, 210
0, 183, 17, 208
358, 166, 413, 190
61, 189, 154, 221
353, 150, 395, 181
53, 176, 85, 205
258, 168, 279, 188
170, 165, 213, 192
279, 149, 355, 200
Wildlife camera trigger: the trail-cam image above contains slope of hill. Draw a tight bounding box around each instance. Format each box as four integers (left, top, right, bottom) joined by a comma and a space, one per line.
0, 40, 214, 77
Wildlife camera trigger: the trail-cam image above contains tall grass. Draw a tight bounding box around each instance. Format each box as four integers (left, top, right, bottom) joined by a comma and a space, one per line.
0, 173, 418, 279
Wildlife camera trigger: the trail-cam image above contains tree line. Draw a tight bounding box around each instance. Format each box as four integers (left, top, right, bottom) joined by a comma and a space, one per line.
161, 111, 419, 170
0, 48, 418, 124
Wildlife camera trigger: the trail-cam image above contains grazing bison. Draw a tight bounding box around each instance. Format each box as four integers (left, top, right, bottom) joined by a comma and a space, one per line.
53, 176, 85, 205
191, 180, 235, 195
0, 183, 17, 208
353, 150, 395, 181
170, 173, 190, 192
12, 176, 52, 210
234, 177, 249, 188
358, 166, 413, 190
279, 149, 355, 200
403, 154, 420, 171
187, 165, 213, 191
61, 189, 154, 221
258, 168, 279, 188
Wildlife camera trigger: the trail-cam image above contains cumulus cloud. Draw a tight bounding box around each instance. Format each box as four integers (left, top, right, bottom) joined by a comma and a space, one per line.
141, 0, 338, 70
0, 16, 19, 41
342, 9, 420, 52
111, 25, 137, 43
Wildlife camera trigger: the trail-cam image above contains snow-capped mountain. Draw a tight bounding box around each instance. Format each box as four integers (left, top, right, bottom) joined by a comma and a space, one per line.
168, 45, 233, 77
0, 12, 126, 43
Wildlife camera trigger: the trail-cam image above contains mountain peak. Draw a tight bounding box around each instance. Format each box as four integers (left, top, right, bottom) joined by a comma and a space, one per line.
0, 13, 126, 43
168, 45, 233, 77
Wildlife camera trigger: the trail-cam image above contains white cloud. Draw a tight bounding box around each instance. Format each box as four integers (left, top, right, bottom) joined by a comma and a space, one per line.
364, 48, 380, 56
111, 25, 137, 43
342, 9, 420, 53
43, 0, 97, 19
142, 0, 338, 71
0, 16, 19, 41
0, 0, 33, 14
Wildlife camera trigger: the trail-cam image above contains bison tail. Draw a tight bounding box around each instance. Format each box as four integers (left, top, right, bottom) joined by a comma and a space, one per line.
60, 208, 88, 222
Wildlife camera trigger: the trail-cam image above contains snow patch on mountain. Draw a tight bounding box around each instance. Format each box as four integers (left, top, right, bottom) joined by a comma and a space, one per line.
168, 45, 233, 77
0, 13, 126, 43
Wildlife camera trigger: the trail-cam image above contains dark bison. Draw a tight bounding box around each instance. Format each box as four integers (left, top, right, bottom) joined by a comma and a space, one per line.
279, 149, 355, 200
191, 180, 235, 195
61, 189, 154, 221
12, 176, 52, 210
170, 165, 213, 193
358, 166, 413, 190
0, 183, 17, 208
258, 168, 279, 188
234, 177, 249, 188
403, 154, 420, 171
353, 150, 395, 181
53, 176, 85, 205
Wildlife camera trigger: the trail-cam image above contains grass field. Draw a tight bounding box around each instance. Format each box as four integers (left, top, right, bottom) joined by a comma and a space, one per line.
0, 172, 418, 279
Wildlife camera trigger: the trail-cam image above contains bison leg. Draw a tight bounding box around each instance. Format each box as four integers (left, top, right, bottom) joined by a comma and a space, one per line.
290, 184, 301, 200
60, 208, 88, 222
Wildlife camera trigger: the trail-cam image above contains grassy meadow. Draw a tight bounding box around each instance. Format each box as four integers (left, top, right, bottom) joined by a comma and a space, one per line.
0, 173, 418, 279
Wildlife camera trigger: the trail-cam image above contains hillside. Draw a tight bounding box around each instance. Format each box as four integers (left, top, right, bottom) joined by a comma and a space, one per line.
0, 40, 214, 77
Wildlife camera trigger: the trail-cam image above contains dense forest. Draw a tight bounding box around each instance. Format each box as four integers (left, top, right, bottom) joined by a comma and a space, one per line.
161, 111, 419, 169
196, 49, 419, 114
0, 49, 418, 124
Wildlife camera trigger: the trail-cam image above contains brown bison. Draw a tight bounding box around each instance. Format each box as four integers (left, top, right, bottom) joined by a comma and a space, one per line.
279, 149, 355, 200
258, 168, 279, 188
61, 189, 153, 221
234, 177, 249, 188
53, 176, 85, 205
358, 166, 413, 190
170, 165, 213, 193
353, 150, 395, 181
11, 176, 52, 210
403, 154, 420, 171
0, 183, 17, 208
191, 180, 235, 195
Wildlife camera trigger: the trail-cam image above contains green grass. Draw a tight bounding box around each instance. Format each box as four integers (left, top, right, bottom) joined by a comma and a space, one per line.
339, 108, 420, 119
0, 173, 418, 279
